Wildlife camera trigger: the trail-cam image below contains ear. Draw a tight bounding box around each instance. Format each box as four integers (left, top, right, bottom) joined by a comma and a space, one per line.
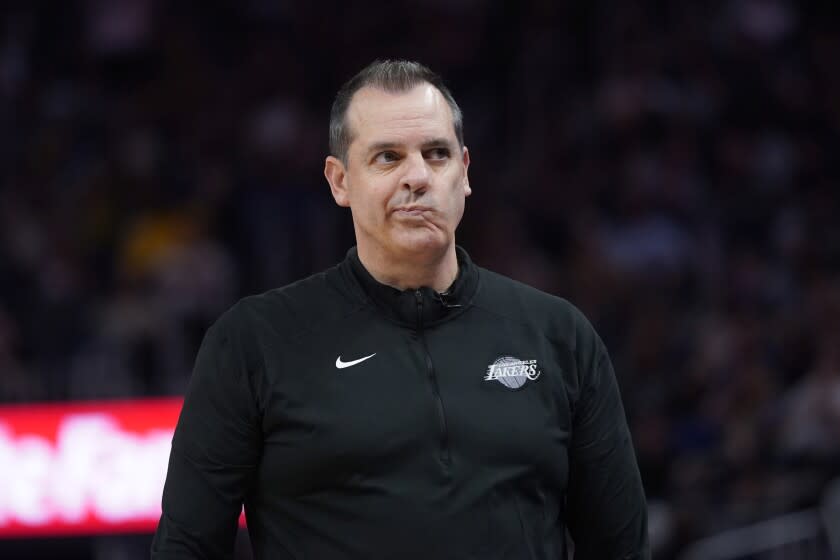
462, 146, 472, 197
324, 156, 351, 207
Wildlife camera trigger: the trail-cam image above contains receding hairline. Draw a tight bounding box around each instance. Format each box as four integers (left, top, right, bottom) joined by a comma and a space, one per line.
329, 60, 464, 164
341, 83, 460, 157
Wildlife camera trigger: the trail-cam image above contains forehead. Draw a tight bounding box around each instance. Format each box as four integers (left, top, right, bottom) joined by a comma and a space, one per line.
346, 84, 456, 147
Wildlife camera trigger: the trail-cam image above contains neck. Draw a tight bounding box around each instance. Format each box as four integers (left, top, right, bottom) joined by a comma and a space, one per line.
357, 243, 458, 292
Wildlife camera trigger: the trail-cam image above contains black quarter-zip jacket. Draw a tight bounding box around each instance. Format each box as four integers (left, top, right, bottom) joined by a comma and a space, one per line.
152, 247, 649, 559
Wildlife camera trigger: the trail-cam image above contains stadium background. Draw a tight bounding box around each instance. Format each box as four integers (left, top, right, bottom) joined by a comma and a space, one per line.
1, 0, 839, 558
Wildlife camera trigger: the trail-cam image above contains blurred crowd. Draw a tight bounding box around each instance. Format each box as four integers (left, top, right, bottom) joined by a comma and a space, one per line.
1, 0, 839, 557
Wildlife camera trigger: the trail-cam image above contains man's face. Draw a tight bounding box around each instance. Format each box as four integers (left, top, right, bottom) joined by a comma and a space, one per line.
325, 84, 471, 262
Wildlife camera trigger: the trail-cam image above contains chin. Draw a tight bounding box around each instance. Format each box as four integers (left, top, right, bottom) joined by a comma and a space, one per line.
392, 232, 450, 257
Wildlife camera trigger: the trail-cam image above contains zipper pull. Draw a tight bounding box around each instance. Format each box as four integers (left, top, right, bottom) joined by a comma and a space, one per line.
415, 289, 423, 329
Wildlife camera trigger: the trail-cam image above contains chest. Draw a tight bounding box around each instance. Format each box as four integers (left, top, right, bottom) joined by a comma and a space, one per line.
255, 310, 574, 496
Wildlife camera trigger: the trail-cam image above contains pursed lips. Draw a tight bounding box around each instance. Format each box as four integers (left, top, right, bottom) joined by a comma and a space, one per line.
392, 205, 434, 216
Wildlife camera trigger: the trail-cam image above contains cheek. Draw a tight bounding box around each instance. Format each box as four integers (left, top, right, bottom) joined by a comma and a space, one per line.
447, 175, 467, 215
452, 196, 466, 223
350, 182, 391, 220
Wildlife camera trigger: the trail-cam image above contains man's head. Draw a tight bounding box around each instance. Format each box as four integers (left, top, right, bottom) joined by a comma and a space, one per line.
324, 60, 471, 273
329, 60, 464, 166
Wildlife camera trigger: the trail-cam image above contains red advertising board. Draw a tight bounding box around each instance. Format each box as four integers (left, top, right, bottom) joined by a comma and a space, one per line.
0, 398, 182, 538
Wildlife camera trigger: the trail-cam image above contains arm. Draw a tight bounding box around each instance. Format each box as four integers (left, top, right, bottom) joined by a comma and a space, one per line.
566, 329, 650, 559
152, 307, 262, 559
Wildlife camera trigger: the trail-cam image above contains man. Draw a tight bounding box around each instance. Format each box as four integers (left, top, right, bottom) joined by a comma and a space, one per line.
152, 60, 649, 559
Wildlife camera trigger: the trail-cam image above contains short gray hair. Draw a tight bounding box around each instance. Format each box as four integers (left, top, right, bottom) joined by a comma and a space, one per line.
329, 60, 464, 164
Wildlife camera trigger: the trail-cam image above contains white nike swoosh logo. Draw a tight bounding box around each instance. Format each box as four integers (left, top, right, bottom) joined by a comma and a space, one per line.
335, 353, 377, 369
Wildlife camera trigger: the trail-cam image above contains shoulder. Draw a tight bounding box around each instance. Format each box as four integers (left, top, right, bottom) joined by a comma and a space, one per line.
473, 266, 604, 363
474, 267, 595, 337
215, 264, 365, 344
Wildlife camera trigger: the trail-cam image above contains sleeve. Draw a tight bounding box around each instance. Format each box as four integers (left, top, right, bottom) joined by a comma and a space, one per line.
151, 307, 263, 559
565, 320, 650, 560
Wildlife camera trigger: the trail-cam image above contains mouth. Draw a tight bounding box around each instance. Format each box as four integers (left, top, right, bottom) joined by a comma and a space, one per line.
392, 205, 434, 216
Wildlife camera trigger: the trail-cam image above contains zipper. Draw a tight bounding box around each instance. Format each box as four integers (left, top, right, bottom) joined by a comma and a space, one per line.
415, 289, 451, 466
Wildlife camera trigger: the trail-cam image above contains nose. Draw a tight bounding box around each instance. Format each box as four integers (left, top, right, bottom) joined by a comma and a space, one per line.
401, 153, 430, 194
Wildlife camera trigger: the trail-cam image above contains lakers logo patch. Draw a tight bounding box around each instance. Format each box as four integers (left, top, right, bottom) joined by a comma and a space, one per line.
484, 356, 541, 389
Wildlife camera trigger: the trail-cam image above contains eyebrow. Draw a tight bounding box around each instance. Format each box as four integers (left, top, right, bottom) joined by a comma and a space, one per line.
366, 137, 454, 153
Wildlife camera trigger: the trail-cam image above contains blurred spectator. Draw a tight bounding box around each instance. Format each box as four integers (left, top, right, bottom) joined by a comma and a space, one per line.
780, 333, 840, 461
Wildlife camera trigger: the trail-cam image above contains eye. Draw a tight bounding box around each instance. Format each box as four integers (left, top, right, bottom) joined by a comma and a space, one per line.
425, 147, 450, 161
374, 151, 399, 164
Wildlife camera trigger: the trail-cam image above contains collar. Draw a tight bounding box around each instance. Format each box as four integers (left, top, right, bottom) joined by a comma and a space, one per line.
339, 245, 479, 328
